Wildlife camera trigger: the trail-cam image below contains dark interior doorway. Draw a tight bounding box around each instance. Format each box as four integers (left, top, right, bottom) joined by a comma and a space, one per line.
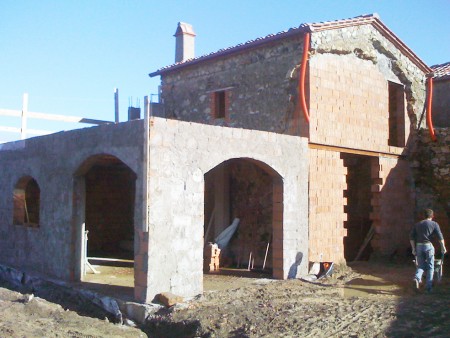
204, 158, 281, 277
342, 153, 373, 261
84, 156, 136, 261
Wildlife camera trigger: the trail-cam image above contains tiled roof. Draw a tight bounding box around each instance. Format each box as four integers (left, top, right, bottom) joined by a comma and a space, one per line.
431, 62, 450, 81
149, 14, 430, 77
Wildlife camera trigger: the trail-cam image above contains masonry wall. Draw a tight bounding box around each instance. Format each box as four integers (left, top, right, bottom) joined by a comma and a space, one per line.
0, 121, 144, 281
309, 53, 401, 152
432, 80, 450, 127
145, 117, 309, 301
310, 24, 427, 135
308, 148, 347, 263
306, 25, 427, 261
159, 37, 304, 134
370, 157, 415, 255
412, 128, 450, 246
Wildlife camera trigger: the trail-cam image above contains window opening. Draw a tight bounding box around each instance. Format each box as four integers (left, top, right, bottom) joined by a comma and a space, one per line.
13, 177, 40, 227
214, 91, 226, 119
388, 81, 406, 147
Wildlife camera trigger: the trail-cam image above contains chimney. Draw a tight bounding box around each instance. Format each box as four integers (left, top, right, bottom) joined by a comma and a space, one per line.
174, 22, 196, 63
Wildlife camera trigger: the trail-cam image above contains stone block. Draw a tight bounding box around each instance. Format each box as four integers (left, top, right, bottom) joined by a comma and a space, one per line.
157, 292, 184, 307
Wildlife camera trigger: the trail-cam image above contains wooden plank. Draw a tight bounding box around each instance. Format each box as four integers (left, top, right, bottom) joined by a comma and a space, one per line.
88, 257, 134, 263
0, 126, 21, 133
28, 111, 112, 124
0, 109, 112, 125
0, 109, 21, 117
309, 142, 402, 158
21, 93, 28, 139
114, 88, 119, 123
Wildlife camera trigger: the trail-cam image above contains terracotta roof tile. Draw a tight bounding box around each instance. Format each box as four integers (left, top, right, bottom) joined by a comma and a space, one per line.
431, 62, 450, 80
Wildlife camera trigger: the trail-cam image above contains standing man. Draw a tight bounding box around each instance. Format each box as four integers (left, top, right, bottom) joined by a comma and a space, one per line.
410, 209, 447, 292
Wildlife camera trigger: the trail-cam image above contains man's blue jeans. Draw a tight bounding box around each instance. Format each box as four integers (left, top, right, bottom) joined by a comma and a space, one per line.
415, 243, 435, 290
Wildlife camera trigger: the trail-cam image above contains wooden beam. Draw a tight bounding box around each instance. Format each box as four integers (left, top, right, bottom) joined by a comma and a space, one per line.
308, 143, 402, 158
0, 109, 21, 117
21, 93, 28, 139
114, 88, 119, 123
0, 126, 21, 133
0, 109, 112, 125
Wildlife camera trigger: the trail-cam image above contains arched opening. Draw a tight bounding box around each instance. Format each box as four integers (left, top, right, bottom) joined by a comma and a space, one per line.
73, 154, 136, 297
13, 176, 40, 227
204, 158, 283, 282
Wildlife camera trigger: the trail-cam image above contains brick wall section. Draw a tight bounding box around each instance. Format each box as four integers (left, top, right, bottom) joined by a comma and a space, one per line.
311, 24, 427, 132
309, 54, 397, 152
147, 117, 309, 299
308, 148, 347, 263
370, 157, 415, 255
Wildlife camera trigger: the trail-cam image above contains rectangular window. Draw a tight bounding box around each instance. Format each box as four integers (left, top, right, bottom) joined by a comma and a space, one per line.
388, 81, 406, 147
214, 91, 226, 119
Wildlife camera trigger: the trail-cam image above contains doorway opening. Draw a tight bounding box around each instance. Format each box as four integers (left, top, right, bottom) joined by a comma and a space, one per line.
342, 153, 373, 261
204, 158, 283, 282
74, 154, 136, 298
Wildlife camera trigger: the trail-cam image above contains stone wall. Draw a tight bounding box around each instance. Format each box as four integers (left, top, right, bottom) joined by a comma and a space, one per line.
0, 121, 144, 281
159, 36, 304, 134
146, 117, 309, 300
412, 128, 450, 244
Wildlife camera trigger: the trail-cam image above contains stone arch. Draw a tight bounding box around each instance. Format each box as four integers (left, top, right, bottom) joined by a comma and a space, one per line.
203, 157, 284, 278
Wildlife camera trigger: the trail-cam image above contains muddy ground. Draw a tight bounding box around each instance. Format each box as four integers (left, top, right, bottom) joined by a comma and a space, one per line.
1, 257, 449, 337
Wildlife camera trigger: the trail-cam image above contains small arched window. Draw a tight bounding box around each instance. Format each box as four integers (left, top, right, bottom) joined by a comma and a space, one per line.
13, 176, 40, 227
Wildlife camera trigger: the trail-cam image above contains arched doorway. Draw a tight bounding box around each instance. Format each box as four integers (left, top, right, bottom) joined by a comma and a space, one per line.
204, 158, 283, 279
73, 154, 136, 296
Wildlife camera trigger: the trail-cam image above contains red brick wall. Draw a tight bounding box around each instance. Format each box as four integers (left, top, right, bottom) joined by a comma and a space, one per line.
309, 148, 347, 263
370, 157, 415, 255
309, 54, 407, 153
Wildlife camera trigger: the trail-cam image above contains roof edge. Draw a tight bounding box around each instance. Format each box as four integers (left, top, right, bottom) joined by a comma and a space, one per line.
150, 14, 432, 77
149, 25, 311, 77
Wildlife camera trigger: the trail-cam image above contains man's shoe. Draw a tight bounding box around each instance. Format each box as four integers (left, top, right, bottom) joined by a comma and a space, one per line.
414, 278, 420, 290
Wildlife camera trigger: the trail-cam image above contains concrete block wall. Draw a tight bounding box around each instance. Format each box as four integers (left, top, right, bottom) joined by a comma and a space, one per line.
308, 147, 347, 263
370, 156, 415, 255
146, 117, 309, 300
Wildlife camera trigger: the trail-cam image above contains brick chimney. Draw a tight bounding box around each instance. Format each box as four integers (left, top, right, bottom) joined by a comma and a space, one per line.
174, 22, 196, 63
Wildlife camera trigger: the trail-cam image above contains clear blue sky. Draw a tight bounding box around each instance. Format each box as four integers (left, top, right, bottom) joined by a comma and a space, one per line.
1, 0, 449, 143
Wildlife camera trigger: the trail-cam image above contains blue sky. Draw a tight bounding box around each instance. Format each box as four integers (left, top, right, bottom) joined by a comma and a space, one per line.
1, 0, 449, 143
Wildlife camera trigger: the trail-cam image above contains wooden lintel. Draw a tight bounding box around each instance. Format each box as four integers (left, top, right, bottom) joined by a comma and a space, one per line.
308, 143, 402, 159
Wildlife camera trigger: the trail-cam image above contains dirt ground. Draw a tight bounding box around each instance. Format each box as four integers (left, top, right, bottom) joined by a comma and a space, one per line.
1, 257, 449, 337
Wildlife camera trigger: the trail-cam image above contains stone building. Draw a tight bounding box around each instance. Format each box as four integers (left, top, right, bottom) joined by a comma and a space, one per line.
150, 14, 435, 265
0, 14, 446, 304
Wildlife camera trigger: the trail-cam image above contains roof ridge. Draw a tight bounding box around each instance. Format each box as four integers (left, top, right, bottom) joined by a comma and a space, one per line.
149, 13, 430, 77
